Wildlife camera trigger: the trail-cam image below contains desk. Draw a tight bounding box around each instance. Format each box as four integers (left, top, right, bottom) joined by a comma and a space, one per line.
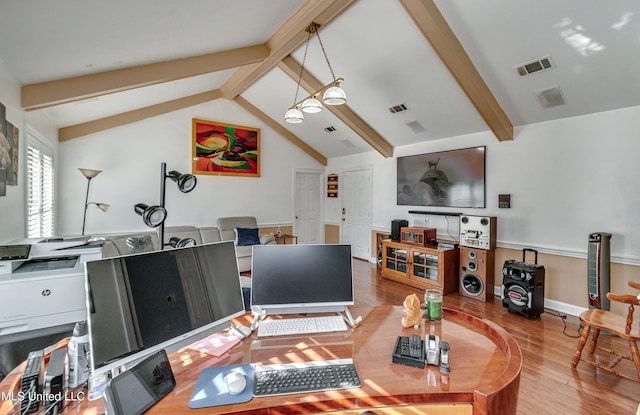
0, 306, 522, 415
275, 234, 298, 244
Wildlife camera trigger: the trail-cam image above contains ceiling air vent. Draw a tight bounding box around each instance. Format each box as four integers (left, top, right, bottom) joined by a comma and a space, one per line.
515, 55, 555, 76
324, 126, 337, 133
340, 138, 355, 148
404, 119, 426, 134
534, 86, 567, 108
388, 103, 408, 114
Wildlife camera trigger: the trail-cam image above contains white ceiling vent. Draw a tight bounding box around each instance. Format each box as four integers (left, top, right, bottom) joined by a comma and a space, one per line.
515, 55, 555, 76
404, 119, 426, 134
340, 138, 355, 148
388, 103, 408, 114
534, 86, 567, 108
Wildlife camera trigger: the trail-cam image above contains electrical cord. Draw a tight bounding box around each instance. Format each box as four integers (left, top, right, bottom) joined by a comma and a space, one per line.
545, 309, 582, 338
3, 380, 35, 415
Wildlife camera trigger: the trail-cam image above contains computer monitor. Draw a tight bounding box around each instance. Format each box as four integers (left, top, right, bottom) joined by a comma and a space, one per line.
85, 241, 245, 382
250, 244, 354, 316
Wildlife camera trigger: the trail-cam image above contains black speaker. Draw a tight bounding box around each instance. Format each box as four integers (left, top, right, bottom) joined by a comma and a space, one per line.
390, 220, 408, 241
501, 249, 545, 318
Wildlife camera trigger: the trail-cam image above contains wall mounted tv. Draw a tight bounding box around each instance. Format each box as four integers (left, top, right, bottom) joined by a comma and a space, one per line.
397, 146, 486, 208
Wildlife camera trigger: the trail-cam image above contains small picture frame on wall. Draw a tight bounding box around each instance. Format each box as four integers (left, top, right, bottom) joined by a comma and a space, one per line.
192, 118, 260, 177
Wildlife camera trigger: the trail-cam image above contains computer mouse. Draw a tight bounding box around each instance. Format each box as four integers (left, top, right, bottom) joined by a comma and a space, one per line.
229, 325, 252, 339
224, 371, 247, 395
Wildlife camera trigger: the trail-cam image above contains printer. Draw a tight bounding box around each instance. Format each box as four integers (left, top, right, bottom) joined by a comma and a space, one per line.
0, 236, 103, 338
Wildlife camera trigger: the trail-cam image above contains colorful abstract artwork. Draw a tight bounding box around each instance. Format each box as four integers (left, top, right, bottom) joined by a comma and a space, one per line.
192, 118, 260, 177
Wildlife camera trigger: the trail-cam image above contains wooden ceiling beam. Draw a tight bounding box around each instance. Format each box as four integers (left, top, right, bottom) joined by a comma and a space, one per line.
22, 45, 268, 111
278, 56, 394, 158
221, 0, 356, 100
400, 0, 513, 142
58, 90, 223, 141
234, 95, 327, 166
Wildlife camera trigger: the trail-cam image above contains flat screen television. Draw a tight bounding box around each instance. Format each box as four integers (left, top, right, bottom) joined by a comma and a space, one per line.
250, 244, 354, 316
397, 146, 486, 208
85, 241, 245, 383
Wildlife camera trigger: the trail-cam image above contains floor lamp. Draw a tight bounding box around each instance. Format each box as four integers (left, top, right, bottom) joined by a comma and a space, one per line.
135, 162, 197, 249
79, 168, 109, 235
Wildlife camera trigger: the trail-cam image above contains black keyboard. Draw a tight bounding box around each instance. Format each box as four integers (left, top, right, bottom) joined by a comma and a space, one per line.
253, 359, 361, 397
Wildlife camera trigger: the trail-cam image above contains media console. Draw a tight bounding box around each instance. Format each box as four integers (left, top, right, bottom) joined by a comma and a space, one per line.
381, 240, 459, 294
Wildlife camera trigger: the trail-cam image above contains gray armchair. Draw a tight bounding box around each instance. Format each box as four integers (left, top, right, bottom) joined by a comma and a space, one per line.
216, 216, 276, 272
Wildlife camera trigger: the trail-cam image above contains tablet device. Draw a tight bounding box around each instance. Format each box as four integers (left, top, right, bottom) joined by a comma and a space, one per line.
103, 350, 175, 415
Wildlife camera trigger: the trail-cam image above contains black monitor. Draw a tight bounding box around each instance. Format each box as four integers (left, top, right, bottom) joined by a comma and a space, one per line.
85, 241, 245, 383
250, 244, 354, 316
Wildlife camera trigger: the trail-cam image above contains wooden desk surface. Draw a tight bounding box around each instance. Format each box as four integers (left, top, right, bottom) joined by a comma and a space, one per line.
0, 305, 522, 415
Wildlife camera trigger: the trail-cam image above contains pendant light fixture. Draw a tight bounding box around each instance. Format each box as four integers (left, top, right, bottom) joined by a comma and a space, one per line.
285, 23, 346, 124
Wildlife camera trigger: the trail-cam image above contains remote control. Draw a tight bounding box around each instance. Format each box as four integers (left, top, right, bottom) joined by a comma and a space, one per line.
409, 334, 423, 359
400, 336, 410, 356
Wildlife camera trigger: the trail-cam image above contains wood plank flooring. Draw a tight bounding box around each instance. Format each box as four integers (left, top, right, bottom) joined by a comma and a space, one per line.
352, 258, 639, 415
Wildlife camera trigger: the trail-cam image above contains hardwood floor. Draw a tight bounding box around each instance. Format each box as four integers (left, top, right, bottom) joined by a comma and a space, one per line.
352, 258, 639, 415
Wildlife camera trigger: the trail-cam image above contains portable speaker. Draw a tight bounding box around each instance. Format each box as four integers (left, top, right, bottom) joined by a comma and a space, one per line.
501, 249, 545, 318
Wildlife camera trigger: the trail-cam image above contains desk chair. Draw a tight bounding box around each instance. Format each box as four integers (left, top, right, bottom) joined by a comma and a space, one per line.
571, 281, 640, 382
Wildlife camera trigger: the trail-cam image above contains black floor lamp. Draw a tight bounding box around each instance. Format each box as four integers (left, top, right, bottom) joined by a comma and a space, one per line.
134, 162, 197, 249
79, 168, 110, 235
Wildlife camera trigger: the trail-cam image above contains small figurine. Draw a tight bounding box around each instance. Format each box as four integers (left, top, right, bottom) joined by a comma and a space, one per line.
401, 293, 422, 328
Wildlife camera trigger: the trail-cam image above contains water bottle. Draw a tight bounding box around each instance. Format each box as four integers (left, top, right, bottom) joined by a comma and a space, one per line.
68, 321, 90, 387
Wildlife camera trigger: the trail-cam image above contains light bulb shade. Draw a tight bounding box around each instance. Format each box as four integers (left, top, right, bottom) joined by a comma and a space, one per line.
323, 85, 346, 105
167, 170, 197, 193
134, 203, 167, 228
78, 168, 102, 179
168, 236, 196, 248
285, 108, 304, 123
300, 97, 323, 113
96, 203, 110, 212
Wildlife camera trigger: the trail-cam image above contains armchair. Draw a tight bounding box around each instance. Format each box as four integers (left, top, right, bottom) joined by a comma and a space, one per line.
572, 280, 640, 382
216, 216, 276, 272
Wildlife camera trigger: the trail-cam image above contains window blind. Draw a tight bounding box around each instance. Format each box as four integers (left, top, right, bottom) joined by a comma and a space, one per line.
26, 138, 55, 238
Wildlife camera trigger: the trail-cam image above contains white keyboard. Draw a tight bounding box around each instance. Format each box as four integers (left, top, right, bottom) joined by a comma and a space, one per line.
257, 315, 348, 337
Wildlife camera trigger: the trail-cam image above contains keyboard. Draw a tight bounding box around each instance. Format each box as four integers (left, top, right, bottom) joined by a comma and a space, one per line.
257, 315, 348, 337
253, 359, 361, 396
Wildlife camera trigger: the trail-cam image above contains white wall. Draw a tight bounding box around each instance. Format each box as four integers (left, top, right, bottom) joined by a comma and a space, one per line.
327, 106, 640, 264
57, 99, 324, 235
0, 63, 58, 243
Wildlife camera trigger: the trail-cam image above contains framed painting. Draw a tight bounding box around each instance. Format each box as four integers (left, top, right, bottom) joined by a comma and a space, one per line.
192, 118, 260, 177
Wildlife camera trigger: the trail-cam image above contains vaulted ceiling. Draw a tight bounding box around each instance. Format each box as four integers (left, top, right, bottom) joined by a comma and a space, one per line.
1, 0, 638, 165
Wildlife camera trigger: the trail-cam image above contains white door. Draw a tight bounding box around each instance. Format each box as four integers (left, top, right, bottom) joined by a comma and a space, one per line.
341, 167, 372, 259
293, 170, 323, 244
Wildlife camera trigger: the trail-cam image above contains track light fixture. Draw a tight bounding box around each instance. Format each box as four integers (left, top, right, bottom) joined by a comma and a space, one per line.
168, 236, 196, 249
134, 163, 197, 248
134, 203, 167, 227
285, 23, 346, 124
166, 170, 197, 193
